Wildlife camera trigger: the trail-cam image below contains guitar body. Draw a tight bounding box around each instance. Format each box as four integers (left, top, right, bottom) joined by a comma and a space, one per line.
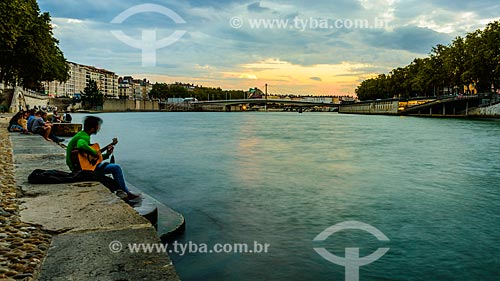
71, 138, 118, 171
78, 143, 104, 171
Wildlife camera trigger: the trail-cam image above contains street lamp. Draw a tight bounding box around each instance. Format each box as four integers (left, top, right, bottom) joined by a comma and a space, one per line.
492, 69, 496, 94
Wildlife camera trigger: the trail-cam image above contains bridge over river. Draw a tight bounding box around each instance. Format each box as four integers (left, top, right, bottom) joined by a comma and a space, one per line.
399, 95, 488, 116
194, 98, 339, 107
192, 99, 339, 111
339, 95, 494, 117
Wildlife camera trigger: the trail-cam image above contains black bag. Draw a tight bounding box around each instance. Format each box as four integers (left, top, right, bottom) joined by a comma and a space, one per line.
28, 169, 119, 192
28, 169, 78, 184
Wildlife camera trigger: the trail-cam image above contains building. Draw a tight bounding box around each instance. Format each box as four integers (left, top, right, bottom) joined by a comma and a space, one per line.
118, 76, 153, 99
247, 88, 265, 99
302, 96, 334, 103
43, 62, 119, 98
118, 76, 134, 99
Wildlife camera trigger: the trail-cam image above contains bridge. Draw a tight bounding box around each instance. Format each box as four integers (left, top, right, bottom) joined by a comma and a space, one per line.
193, 99, 339, 107
399, 95, 486, 116
338, 94, 490, 116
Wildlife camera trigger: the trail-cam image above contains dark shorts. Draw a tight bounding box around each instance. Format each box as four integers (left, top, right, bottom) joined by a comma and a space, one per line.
33, 127, 45, 134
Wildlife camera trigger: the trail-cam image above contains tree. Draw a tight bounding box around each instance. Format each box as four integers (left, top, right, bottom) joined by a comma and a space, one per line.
0, 0, 69, 89
468, 21, 500, 93
169, 84, 189, 98
485, 21, 500, 92
149, 83, 170, 99
356, 20, 500, 100
409, 58, 439, 96
81, 80, 104, 109
148, 82, 246, 101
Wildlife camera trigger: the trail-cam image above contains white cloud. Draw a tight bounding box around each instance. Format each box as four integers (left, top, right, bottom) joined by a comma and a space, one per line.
409, 10, 483, 34
67, 18, 83, 24
39, 0, 500, 95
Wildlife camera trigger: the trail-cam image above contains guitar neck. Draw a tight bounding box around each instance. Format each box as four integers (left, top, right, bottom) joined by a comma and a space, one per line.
100, 142, 115, 153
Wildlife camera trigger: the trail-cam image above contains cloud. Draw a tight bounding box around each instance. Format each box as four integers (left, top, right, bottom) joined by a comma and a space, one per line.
362, 26, 453, 54
247, 2, 270, 13
238, 73, 259, 80
38, 0, 499, 95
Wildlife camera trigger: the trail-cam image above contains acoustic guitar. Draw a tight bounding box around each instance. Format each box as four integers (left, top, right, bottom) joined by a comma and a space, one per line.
75, 138, 118, 171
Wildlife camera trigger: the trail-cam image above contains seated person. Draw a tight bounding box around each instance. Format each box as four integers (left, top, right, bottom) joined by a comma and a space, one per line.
31, 111, 64, 143
63, 112, 72, 123
26, 109, 36, 132
17, 111, 30, 133
51, 110, 62, 123
65, 116, 139, 200
8, 111, 24, 132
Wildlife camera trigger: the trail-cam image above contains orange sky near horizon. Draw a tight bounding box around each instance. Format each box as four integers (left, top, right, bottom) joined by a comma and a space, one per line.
133, 58, 377, 96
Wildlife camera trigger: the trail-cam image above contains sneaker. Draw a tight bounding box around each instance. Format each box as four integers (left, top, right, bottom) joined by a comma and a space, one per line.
126, 192, 141, 200
115, 190, 128, 200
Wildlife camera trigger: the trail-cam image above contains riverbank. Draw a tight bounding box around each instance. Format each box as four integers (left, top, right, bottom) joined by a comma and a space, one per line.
338, 95, 500, 117
0, 117, 51, 280
0, 115, 181, 280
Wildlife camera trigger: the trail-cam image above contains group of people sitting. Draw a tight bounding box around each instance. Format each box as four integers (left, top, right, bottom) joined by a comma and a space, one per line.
7, 109, 71, 144
49, 110, 73, 123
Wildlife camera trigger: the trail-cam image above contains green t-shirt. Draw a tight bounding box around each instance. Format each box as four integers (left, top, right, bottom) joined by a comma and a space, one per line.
66, 131, 97, 171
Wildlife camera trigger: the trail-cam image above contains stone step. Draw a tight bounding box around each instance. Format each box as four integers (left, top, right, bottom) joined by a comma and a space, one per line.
127, 182, 186, 240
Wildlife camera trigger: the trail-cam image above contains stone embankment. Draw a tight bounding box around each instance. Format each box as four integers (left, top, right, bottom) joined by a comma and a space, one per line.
0, 116, 181, 280
0, 118, 51, 280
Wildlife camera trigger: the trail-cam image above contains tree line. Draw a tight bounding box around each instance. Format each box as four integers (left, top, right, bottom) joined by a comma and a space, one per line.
0, 0, 69, 90
149, 83, 246, 101
356, 21, 500, 101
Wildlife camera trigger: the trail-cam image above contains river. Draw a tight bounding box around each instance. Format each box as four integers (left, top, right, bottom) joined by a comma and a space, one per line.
72, 112, 500, 281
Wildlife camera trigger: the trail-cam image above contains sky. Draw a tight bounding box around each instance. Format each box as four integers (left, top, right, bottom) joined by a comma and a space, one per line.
38, 0, 500, 96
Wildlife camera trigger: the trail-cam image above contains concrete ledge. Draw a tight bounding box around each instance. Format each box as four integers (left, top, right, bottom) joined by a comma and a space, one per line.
38, 227, 178, 281
50, 123, 82, 137
18, 182, 150, 233
127, 182, 186, 240
10, 134, 186, 238
10, 132, 65, 154
9, 132, 181, 280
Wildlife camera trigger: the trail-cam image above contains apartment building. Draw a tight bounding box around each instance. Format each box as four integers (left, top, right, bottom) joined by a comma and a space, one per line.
43, 62, 119, 98
118, 76, 152, 99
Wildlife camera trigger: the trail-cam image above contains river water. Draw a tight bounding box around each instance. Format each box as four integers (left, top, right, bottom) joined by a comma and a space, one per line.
72, 112, 500, 281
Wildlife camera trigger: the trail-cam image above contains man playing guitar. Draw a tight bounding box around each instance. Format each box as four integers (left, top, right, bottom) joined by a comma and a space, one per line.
65, 116, 140, 200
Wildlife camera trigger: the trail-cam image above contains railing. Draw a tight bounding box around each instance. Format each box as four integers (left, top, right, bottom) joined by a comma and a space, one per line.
11, 87, 50, 99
